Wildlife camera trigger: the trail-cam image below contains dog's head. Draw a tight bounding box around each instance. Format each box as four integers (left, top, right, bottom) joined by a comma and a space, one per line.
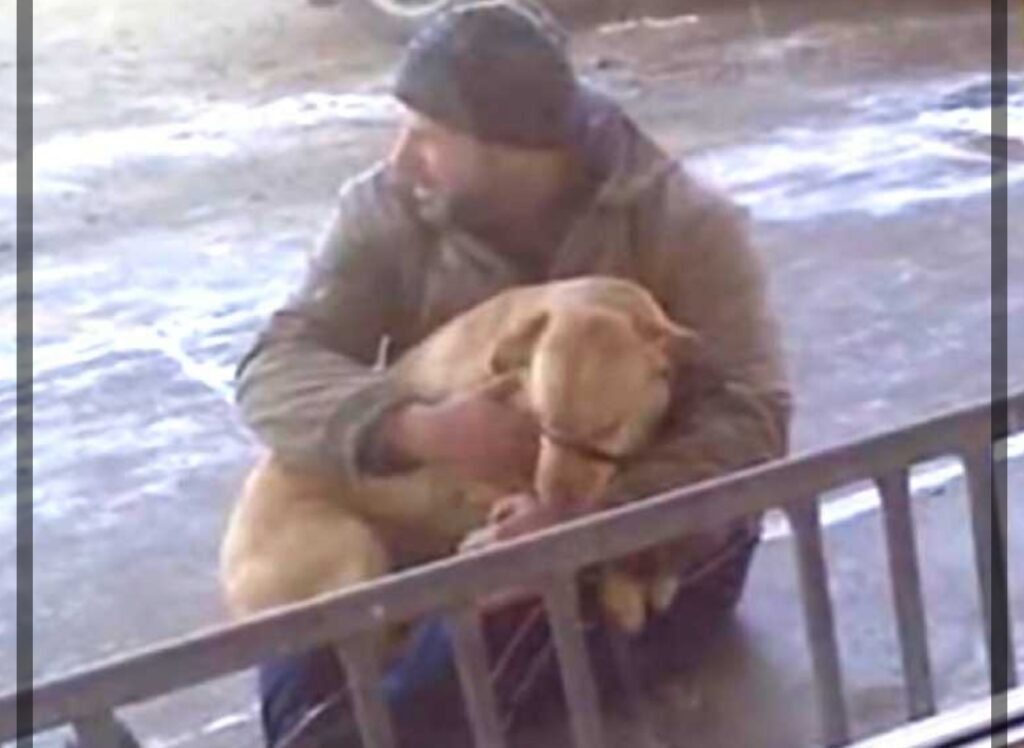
490, 296, 707, 509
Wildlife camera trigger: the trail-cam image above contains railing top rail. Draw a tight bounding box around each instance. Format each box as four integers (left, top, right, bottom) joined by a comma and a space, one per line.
4, 390, 1021, 740
845, 687, 1024, 748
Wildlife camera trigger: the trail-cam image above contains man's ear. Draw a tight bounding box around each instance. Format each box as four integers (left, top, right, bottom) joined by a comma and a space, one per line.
490, 311, 550, 374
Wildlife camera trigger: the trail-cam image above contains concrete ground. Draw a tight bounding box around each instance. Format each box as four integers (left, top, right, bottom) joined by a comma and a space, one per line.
496, 454, 1023, 748
3, 0, 1023, 745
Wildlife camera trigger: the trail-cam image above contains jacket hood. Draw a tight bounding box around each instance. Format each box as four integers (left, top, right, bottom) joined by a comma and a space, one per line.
570, 83, 678, 209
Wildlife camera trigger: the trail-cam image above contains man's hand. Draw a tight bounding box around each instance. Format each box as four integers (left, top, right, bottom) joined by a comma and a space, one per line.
458, 492, 564, 553
381, 378, 539, 487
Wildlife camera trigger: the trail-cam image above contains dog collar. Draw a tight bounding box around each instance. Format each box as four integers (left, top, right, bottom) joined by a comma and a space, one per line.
540, 428, 630, 465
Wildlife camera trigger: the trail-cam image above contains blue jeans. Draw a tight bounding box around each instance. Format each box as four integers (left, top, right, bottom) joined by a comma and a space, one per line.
258, 527, 759, 747
259, 600, 557, 748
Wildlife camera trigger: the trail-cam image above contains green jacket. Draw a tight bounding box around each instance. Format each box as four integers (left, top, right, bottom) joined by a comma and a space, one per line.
236, 91, 791, 509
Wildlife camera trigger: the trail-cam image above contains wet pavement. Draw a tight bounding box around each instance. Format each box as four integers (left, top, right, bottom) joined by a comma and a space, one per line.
509, 456, 1024, 748
5, 0, 1024, 745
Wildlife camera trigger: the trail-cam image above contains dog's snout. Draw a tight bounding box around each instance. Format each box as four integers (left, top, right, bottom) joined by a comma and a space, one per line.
535, 439, 616, 508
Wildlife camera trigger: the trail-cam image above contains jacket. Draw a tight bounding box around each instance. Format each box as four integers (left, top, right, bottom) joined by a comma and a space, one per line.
235, 90, 791, 512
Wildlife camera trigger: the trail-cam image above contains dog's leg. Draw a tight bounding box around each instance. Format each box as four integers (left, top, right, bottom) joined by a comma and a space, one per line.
599, 568, 648, 634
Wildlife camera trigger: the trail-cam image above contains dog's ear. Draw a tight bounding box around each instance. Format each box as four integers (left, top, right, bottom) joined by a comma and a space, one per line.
665, 328, 728, 402
477, 371, 521, 403
640, 317, 726, 394
634, 314, 702, 363
490, 311, 550, 374
661, 324, 704, 368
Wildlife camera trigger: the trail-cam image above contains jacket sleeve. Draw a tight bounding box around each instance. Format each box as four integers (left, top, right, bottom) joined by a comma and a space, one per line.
606, 181, 792, 507
235, 175, 416, 478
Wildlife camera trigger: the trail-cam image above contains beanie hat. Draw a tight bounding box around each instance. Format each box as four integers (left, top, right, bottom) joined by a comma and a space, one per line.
393, 2, 580, 149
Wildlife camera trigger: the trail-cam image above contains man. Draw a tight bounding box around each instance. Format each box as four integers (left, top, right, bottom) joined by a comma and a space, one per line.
237, 2, 791, 745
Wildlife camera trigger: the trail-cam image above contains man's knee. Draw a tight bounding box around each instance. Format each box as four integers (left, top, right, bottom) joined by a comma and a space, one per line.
259, 648, 355, 748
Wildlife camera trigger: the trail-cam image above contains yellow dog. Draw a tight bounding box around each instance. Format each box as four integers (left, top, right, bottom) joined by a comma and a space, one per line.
220, 276, 714, 632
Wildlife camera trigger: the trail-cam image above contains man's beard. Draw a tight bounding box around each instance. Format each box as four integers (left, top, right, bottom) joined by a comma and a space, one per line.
415, 184, 509, 240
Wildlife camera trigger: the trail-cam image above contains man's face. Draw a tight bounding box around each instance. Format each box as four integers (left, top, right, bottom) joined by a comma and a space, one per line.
388, 108, 501, 229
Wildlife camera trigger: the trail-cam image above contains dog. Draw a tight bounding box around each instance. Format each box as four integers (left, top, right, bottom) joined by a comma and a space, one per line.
220, 276, 716, 633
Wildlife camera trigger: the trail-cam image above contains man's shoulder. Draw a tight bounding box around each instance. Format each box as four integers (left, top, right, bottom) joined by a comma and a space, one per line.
575, 87, 744, 233
620, 158, 748, 259
659, 165, 748, 231
619, 160, 757, 298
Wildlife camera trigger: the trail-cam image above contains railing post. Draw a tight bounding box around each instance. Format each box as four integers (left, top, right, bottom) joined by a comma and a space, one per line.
786, 498, 850, 746
875, 468, 936, 719
962, 445, 1018, 691
0, 392, 1017, 745
337, 635, 397, 748
542, 576, 606, 748
447, 604, 507, 747
605, 625, 669, 748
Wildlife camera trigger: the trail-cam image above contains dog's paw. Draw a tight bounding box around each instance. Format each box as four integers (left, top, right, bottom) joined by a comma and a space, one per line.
458, 525, 500, 554
600, 571, 648, 634
488, 493, 535, 524
648, 572, 681, 613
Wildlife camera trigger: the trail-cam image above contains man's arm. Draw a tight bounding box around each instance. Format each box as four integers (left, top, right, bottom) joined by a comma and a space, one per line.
235, 173, 417, 478
607, 181, 792, 506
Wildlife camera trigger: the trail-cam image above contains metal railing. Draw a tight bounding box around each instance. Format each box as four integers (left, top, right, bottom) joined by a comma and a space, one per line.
846, 687, 1024, 748
3, 390, 1021, 747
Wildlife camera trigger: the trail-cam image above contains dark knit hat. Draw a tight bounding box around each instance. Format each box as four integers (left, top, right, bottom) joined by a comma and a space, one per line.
393, 2, 580, 149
